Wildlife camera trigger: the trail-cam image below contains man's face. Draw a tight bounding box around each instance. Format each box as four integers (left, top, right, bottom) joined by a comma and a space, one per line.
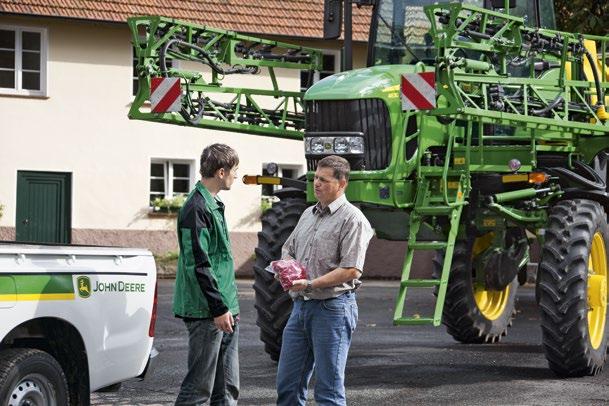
218, 166, 238, 191
314, 166, 346, 206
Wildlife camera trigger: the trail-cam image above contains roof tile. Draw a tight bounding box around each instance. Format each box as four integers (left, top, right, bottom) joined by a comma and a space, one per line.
0, 0, 370, 40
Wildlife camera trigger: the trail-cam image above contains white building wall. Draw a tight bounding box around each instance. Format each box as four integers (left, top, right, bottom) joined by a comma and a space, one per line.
0, 15, 307, 234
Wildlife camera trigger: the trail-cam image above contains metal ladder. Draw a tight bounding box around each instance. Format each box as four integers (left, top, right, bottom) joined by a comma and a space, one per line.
393, 137, 468, 326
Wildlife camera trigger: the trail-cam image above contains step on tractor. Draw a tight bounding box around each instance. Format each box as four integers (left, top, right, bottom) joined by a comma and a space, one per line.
129, 0, 609, 377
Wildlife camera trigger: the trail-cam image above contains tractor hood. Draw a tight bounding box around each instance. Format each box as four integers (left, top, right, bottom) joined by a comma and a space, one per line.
304, 64, 429, 101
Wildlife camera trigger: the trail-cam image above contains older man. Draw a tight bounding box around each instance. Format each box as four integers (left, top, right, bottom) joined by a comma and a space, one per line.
276, 155, 373, 406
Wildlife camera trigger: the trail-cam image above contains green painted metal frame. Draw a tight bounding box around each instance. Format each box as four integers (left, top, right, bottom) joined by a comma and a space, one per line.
127, 16, 323, 139
425, 3, 609, 138
125, 4, 609, 328
393, 171, 468, 326
393, 125, 469, 326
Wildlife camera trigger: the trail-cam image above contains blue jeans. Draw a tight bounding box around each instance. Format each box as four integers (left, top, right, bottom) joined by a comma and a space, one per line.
175, 318, 239, 406
276, 292, 358, 406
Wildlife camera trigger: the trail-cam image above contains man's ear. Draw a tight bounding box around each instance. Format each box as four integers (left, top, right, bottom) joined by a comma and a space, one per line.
339, 178, 347, 190
216, 167, 225, 179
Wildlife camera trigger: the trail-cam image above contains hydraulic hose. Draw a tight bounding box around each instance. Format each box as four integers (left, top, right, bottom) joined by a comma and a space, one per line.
530, 95, 564, 116
179, 83, 206, 125
583, 48, 609, 120
546, 160, 606, 191
583, 49, 604, 105
160, 38, 257, 76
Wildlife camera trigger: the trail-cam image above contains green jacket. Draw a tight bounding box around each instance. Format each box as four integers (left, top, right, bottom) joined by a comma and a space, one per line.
173, 181, 239, 319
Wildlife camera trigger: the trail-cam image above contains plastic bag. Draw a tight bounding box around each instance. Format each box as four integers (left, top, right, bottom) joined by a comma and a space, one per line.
271, 259, 308, 291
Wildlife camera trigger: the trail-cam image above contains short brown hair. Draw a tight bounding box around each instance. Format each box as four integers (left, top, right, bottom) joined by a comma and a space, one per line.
317, 155, 350, 181
200, 144, 239, 178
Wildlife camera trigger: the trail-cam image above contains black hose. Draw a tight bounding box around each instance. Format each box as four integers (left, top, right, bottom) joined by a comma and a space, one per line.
530, 95, 564, 116
160, 39, 257, 76
464, 29, 491, 40
509, 56, 530, 67
179, 85, 206, 125
545, 160, 606, 191
583, 48, 605, 107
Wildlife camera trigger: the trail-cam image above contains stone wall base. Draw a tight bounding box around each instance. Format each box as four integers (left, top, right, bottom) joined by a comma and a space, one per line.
1, 226, 543, 280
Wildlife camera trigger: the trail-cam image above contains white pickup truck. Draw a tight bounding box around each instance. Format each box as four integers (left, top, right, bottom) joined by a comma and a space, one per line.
0, 242, 158, 405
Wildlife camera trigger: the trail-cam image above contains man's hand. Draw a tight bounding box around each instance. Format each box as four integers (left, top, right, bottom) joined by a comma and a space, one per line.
289, 279, 308, 292
214, 311, 234, 334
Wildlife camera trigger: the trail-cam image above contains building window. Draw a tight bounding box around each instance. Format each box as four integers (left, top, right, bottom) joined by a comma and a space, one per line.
300, 50, 340, 91
133, 47, 176, 96
149, 160, 194, 204
0, 26, 47, 96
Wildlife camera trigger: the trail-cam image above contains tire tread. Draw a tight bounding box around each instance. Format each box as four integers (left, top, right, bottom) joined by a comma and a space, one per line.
254, 198, 306, 361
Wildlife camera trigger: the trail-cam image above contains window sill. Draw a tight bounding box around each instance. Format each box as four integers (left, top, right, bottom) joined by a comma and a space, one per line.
0, 92, 49, 100
147, 211, 178, 219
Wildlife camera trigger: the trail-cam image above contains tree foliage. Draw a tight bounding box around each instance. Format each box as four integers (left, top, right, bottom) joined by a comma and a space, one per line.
554, 0, 609, 36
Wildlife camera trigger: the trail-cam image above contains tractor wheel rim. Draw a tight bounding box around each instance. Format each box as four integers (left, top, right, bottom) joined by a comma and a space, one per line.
472, 233, 510, 321
587, 232, 608, 350
474, 284, 510, 320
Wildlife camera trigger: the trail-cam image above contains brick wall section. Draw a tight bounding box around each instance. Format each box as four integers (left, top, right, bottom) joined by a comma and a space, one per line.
0, 227, 15, 240
0, 226, 541, 279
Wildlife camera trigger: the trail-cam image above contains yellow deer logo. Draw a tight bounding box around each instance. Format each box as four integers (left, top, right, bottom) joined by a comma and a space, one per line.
77, 276, 91, 298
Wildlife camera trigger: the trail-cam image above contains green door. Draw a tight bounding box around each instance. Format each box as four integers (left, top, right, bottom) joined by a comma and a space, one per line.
16, 171, 72, 244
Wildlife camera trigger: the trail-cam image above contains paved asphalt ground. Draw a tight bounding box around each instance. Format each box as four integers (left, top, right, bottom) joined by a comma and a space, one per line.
92, 279, 609, 405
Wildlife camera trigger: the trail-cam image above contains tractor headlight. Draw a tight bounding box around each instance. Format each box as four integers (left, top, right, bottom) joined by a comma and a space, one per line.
347, 137, 364, 154
310, 138, 326, 154
304, 138, 311, 153
304, 135, 365, 156
334, 137, 350, 154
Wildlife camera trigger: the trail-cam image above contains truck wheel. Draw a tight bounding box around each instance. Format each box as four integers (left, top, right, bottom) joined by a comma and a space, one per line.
0, 348, 69, 405
537, 199, 609, 377
433, 235, 518, 343
253, 197, 307, 361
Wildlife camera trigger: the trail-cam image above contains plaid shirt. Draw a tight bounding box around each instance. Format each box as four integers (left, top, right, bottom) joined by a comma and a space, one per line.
282, 194, 373, 300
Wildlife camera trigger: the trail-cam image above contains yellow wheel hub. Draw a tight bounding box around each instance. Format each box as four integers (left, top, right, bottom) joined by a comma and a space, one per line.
587, 232, 608, 350
474, 285, 511, 321
472, 233, 511, 321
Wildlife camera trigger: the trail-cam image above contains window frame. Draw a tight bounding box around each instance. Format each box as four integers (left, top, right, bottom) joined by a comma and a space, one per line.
149, 159, 195, 205
0, 25, 48, 97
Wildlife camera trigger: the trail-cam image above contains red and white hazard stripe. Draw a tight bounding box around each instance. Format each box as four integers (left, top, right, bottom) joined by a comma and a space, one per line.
150, 77, 182, 113
401, 72, 436, 111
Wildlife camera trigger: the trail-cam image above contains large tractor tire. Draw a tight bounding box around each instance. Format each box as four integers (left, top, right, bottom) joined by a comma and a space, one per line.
253, 197, 307, 361
433, 235, 519, 343
537, 199, 609, 377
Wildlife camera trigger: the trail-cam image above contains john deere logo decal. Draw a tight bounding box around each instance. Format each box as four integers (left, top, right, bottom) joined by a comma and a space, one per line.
77, 276, 91, 298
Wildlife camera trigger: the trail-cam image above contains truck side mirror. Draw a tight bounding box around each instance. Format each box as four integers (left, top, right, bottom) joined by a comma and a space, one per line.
324, 0, 342, 40
490, 0, 516, 8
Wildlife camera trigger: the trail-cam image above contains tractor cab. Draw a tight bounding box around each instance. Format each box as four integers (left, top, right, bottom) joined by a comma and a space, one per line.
367, 0, 556, 66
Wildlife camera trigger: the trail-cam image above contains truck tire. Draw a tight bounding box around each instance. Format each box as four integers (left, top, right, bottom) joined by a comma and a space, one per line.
253, 197, 307, 361
433, 236, 518, 343
537, 199, 609, 377
0, 348, 69, 405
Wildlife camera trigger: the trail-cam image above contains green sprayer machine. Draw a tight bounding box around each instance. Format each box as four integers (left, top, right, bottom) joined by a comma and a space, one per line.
129, 0, 609, 377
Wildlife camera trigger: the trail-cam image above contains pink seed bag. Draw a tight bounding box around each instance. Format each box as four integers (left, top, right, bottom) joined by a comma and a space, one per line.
271, 259, 308, 291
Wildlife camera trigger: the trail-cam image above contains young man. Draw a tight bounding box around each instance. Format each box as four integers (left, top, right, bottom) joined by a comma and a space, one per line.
174, 143, 240, 406
276, 155, 374, 406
